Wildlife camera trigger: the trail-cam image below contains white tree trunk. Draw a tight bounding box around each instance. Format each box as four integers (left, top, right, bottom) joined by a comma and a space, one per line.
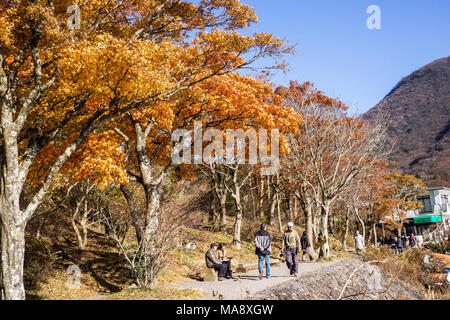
233, 210, 242, 250
276, 193, 283, 232
1, 220, 27, 300
302, 204, 316, 258
372, 223, 377, 247
320, 209, 330, 257
343, 209, 349, 251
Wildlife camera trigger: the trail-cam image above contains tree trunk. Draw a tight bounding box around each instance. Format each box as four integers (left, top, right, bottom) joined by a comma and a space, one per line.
320, 207, 330, 257
269, 191, 276, 226
342, 209, 349, 251
313, 211, 320, 242
354, 207, 365, 242
71, 216, 84, 250
293, 197, 298, 220
219, 196, 227, 231
233, 209, 242, 250
231, 168, 243, 250
1, 221, 27, 300
305, 205, 316, 257
288, 196, 294, 221
276, 193, 283, 232
211, 174, 228, 231
143, 184, 161, 241
373, 223, 378, 247
267, 176, 273, 225
80, 211, 89, 250
120, 185, 143, 243
232, 181, 243, 250
259, 177, 265, 219
208, 193, 216, 227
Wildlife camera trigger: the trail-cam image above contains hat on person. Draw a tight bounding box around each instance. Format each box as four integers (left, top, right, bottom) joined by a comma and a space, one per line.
210, 243, 217, 249
287, 222, 294, 227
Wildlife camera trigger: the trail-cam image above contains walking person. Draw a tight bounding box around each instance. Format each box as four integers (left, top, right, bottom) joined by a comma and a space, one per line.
401, 234, 408, 248
205, 243, 231, 281
410, 233, 417, 248
254, 223, 272, 280
396, 236, 404, 254
281, 222, 301, 277
391, 236, 398, 254
354, 230, 365, 255
300, 231, 314, 261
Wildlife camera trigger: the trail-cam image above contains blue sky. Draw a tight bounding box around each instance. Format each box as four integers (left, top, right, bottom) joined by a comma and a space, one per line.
242, 0, 450, 114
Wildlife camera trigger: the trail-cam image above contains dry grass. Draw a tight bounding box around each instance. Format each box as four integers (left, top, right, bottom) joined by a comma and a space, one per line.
105, 288, 203, 300
28, 269, 104, 300
361, 245, 450, 299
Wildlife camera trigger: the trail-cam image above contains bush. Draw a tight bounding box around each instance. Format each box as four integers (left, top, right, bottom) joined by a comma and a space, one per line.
24, 238, 56, 293
363, 246, 448, 294
424, 241, 449, 254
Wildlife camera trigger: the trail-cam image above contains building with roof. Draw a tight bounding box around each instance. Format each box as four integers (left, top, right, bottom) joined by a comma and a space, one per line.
405, 187, 450, 241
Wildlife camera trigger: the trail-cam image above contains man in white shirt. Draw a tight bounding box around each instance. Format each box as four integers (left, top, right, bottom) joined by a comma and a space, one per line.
354, 230, 365, 255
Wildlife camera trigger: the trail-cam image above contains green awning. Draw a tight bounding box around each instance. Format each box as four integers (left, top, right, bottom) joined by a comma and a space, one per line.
413, 215, 442, 224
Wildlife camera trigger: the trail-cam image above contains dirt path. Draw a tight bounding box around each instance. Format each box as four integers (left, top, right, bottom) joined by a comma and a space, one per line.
169, 258, 346, 300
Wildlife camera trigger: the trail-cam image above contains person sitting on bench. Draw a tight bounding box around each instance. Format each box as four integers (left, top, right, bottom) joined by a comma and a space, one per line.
205, 243, 231, 281
217, 243, 234, 279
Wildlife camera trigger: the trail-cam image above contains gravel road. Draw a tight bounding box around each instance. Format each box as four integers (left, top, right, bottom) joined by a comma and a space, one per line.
169, 258, 344, 300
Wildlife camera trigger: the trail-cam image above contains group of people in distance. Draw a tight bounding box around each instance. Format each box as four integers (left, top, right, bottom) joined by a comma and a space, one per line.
378, 233, 418, 254
204, 222, 316, 281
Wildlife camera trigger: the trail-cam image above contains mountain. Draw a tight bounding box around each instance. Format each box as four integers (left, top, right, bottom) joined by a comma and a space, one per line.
362, 56, 450, 186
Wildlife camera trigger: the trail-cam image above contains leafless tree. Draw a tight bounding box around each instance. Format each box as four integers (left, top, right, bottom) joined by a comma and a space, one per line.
284, 99, 390, 257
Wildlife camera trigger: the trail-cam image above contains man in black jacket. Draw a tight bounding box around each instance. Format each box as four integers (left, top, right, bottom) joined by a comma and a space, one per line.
301, 231, 314, 261
254, 224, 272, 280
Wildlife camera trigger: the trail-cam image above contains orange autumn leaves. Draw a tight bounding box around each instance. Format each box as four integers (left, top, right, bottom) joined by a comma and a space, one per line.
28, 131, 127, 190
0, 0, 296, 191
28, 73, 300, 189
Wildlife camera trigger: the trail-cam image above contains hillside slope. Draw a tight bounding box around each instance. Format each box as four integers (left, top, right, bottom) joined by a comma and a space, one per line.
363, 56, 450, 186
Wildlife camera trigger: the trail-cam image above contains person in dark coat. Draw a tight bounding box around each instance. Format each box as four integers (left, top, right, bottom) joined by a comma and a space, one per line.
301, 231, 314, 261
391, 236, 397, 253
396, 237, 404, 254
254, 223, 272, 279
401, 235, 408, 248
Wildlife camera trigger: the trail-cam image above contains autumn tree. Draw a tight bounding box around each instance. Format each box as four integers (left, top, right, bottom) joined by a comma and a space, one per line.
281, 81, 389, 257
0, 0, 290, 299
376, 172, 426, 237
189, 74, 298, 248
